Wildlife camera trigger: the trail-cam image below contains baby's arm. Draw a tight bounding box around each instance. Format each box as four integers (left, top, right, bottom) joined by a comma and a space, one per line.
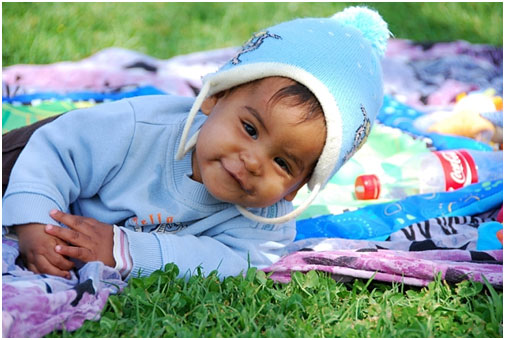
118, 209, 296, 280
14, 223, 75, 278
3, 101, 136, 276
41, 208, 295, 280
3, 100, 135, 229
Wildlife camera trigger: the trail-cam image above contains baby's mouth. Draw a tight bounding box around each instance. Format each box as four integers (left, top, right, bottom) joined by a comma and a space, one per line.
221, 160, 254, 195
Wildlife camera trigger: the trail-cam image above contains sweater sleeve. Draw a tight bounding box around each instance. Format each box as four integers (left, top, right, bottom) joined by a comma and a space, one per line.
2, 100, 136, 227
121, 214, 296, 280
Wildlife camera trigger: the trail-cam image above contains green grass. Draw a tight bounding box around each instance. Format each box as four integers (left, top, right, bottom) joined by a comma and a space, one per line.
2, 2, 502, 67
47, 264, 502, 338
3, 2, 503, 338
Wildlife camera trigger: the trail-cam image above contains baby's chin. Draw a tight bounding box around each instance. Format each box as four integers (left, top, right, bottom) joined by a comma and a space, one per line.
205, 182, 276, 209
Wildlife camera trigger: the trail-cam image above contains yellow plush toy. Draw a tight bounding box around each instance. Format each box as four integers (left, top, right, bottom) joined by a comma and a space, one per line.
414, 89, 503, 146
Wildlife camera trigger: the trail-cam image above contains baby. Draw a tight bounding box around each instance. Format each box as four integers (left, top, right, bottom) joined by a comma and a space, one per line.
2, 6, 390, 280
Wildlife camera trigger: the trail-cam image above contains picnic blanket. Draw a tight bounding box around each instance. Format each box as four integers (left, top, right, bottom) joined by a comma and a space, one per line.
2, 39, 503, 337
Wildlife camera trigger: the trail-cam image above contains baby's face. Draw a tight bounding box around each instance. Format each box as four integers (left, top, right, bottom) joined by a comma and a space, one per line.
192, 77, 326, 208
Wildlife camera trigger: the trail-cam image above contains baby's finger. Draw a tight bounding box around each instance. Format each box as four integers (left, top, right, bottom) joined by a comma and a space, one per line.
34, 256, 71, 279
45, 224, 90, 247
49, 209, 89, 232
55, 244, 94, 263
26, 262, 40, 274
46, 248, 75, 272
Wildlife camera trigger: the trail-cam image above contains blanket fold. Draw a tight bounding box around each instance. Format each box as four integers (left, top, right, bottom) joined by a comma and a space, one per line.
263, 248, 502, 287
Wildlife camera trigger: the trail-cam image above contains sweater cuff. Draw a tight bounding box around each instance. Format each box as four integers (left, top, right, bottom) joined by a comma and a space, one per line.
2, 192, 62, 227
112, 225, 133, 279
121, 228, 170, 280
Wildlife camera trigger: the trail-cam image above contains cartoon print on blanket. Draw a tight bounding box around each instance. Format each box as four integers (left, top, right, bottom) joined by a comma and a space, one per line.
2, 238, 127, 338
295, 179, 503, 241
292, 123, 433, 219
290, 208, 502, 254
2, 101, 95, 134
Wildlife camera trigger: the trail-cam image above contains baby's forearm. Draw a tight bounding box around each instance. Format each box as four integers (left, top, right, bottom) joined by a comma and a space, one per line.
13, 223, 46, 238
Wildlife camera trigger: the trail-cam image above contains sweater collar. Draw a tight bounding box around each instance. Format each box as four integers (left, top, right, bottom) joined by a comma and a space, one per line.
171, 115, 225, 208
178, 150, 222, 206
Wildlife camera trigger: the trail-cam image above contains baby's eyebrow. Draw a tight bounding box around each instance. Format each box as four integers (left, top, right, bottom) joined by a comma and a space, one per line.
245, 106, 267, 133
285, 151, 305, 174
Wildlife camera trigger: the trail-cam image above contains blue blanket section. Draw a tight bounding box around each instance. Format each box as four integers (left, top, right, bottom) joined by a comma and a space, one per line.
378, 95, 493, 151
2, 85, 166, 104
295, 179, 503, 241
477, 221, 504, 250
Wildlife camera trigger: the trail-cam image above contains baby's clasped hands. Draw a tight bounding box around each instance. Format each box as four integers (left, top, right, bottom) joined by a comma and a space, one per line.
45, 210, 116, 268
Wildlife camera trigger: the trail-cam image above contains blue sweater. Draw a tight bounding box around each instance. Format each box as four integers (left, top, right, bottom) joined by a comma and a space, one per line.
2, 95, 296, 279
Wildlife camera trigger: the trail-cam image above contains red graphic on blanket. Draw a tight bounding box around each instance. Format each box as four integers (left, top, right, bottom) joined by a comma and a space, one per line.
433, 150, 478, 191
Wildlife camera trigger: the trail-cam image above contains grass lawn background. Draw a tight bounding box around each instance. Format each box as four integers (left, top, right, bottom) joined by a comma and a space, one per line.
2, 1, 503, 338
2, 2, 503, 67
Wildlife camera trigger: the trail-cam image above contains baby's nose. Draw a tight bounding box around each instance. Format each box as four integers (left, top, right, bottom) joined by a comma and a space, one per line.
241, 152, 262, 176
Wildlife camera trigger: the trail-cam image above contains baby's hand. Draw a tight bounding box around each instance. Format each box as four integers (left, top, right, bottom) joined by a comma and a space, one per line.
45, 210, 116, 268
14, 223, 75, 278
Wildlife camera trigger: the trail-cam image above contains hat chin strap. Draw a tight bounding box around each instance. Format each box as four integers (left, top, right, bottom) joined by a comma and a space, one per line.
176, 81, 210, 161
235, 182, 322, 224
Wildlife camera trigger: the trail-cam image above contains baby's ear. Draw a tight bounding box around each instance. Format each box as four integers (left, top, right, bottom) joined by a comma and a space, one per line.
283, 190, 299, 202
283, 180, 308, 202
201, 95, 219, 115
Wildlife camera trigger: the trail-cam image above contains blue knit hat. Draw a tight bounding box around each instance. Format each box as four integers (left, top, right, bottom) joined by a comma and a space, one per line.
176, 6, 391, 223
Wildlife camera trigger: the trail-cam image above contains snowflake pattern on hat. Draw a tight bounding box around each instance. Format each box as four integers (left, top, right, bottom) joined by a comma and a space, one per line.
231, 31, 282, 65
343, 104, 371, 163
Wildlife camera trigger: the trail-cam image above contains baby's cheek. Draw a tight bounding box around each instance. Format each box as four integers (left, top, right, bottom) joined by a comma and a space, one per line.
261, 181, 288, 202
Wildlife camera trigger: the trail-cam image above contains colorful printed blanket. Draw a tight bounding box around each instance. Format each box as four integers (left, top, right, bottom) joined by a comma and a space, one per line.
268, 181, 502, 288
2, 39, 503, 337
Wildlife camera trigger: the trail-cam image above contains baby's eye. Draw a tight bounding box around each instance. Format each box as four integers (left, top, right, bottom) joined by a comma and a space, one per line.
243, 122, 258, 140
275, 157, 291, 174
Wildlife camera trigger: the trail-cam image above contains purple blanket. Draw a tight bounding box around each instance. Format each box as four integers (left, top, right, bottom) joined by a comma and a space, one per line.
2, 46, 238, 98
264, 249, 502, 287
2, 238, 126, 337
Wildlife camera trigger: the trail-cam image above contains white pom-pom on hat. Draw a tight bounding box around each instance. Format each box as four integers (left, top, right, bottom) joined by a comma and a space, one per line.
332, 6, 391, 57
